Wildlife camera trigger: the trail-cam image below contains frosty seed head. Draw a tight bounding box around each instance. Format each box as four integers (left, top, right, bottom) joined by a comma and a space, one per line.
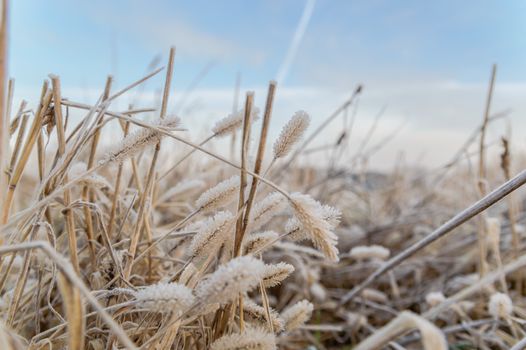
273, 111, 310, 159
188, 211, 233, 258
243, 299, 284, 333
249, 192, 287, 232
195, 256, 266, 306
212, 107, 260, 137
133, 282, 194, 315
102, 116, 180, 164
243, 231, 279, 254
288, 193, 340, 262
210, 327, 276, 350
195, 176, 240, 212
262, 262, 295, 288
281, 299, 314, 332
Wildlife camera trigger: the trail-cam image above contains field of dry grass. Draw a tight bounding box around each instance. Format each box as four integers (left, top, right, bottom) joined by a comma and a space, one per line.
1, 20, 526, 349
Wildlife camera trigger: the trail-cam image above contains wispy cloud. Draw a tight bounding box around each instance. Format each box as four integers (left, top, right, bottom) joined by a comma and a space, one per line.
82, 0, 266, 64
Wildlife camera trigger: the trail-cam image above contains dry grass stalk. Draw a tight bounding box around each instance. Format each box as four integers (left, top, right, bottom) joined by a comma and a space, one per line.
501, 136, 522, 292
123, 47, 175, 280
475, 64, 497, 279
3, 33, 526, 350
0, 241, 137, 349
233, 91, 254, 257
0, 0, 8, 222
238, 82, 276, 255
1, 82, 51, 224
50, 75, 81, 273
81, 76, 113, 271
57, 273, 85, 350
354, 311, 447, 350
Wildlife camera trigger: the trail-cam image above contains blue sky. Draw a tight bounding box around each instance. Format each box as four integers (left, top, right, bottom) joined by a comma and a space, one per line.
10, 0, 526, 86
8, 0, 526, 168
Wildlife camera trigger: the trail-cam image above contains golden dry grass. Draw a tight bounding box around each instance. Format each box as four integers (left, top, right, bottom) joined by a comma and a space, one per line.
0, 42, 525, 350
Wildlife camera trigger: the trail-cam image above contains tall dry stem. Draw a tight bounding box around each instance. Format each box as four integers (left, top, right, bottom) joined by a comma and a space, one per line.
0, 0, 8, 221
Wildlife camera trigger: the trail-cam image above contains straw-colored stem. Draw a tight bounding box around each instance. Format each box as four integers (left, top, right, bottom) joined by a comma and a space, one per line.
81, 76, 113, 271
233, 92, 253, 257
60, 99, 155, 119
476, 64, 497, 279
1, 82, 51, 224
123, 145, 159, 279
0, 241, 138, 349
50, 75, 81, 274
6, 224, 35, 326
123, 47, 175, 280
259, 280, 274, 333
354, 311, 447, 350
6, 113, 28, 183
107, 119, 130, 238
0, 0, 8, 221
236, 81, 275, 257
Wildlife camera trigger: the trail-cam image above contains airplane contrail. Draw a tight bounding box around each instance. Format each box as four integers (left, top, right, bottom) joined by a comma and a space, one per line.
276, 0, 316, 86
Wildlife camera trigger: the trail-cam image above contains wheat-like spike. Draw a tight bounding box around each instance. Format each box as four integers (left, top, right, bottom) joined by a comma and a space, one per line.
195, 256, 265, 306
101, 116, 180, 164
262, 262, 295, 288
273, 110, 310, 159
288, 193, 340, 261
286, 204, 341, 242
249, 192, 287, 232
195, 175, 240, 212
133, 282, 194, 315
188, 211, 233, 258
281, 299, 313, 332
243, 231, 279, 254
212, 107, 260, 137
349, 245, 391, 261
488, 292, 513, 319
243, 299, 284, 333
210, 327, 276, 350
